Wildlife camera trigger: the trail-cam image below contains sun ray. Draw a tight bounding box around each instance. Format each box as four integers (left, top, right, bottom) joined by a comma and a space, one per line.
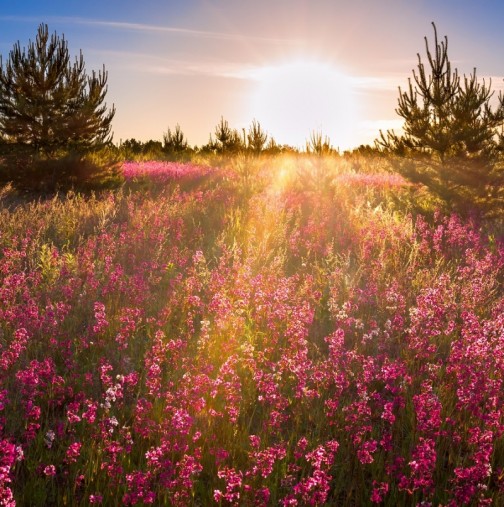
250, 59, 360, 150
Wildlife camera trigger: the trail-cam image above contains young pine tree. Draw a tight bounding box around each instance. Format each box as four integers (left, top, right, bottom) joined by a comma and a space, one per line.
163, 124, 189, 160
247, 119, 268, 155
378, 23, 504, 216
0, 24, 115, 155
0, 24, 116, 189
214, 117, 243, 154
306, 130, 334, 156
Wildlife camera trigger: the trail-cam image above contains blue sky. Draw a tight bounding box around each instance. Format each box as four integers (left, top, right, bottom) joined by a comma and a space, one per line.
1, 1, 504, 149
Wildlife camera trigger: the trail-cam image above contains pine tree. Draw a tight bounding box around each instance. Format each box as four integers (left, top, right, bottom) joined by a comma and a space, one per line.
247, 119, 268, 155
214, 117, 243, 154
378, 23, 504, 215
163, 124, 189, 159
306, 130, 333, 156
0, 24, 115, 159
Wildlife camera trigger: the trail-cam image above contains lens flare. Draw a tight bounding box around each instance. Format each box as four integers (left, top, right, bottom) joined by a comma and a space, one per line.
250, 59, 360, 150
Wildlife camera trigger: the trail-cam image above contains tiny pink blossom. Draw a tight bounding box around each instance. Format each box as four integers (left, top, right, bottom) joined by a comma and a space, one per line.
43, 465, 56, 477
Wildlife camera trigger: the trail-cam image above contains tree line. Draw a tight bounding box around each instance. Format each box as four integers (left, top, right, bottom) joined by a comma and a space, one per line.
117, 117, 338, 161
0, 22, 503, 216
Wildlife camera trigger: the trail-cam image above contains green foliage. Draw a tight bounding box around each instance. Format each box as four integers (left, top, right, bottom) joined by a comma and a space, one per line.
120, 138, 143, 156
213, 116, 244, 154
263, 137, 281, 155
262, 138, 299, 156
306, 130, 335, 156
346, 144, 382, 157
0, 148, 122, 193
118, 138, 166, 161
378, 23, 504, 217
142, 140, 163, 158
0, 24, 115, 156
0, 24, 116, 191
247, 119, 268, 155
163, 124, 189, 160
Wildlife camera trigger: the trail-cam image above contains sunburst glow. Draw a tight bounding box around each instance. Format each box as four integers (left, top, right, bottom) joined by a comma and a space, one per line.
250, 59, 360, 150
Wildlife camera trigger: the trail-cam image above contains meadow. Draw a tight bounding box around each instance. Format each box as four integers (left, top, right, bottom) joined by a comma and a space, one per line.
0, 155, 503, 506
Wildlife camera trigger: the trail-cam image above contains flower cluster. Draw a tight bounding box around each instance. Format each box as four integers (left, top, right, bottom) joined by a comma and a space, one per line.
0, 156, 503, 505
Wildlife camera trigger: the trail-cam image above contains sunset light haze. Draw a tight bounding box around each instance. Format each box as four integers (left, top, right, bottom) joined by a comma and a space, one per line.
1, 0, 504, 150
3, 1, 504, 505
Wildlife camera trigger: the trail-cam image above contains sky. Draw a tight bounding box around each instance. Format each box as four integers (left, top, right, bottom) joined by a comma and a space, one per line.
1, 0, 504, 150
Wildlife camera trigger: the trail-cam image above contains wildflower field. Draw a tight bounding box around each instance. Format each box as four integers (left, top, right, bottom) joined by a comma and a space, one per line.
1, 156, 503, 506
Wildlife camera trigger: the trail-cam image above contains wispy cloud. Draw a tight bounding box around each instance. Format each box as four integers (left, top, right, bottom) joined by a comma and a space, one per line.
88, 49, 256, 79
141, 61, 253, 79
0, 15, 300, 45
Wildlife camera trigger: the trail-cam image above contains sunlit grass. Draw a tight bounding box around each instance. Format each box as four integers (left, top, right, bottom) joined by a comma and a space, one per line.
0, 154, 503, 505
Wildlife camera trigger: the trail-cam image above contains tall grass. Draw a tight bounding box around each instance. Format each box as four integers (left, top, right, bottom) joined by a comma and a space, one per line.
0, 155, 503, 505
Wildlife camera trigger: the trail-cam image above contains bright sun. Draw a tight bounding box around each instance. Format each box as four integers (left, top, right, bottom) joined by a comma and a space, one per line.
250, 59, 360, 151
